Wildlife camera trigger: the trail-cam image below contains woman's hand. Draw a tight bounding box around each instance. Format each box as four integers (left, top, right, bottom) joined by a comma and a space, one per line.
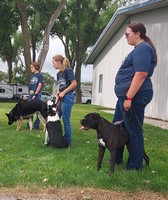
123, 99, 132, 111
32, 95, 36, 100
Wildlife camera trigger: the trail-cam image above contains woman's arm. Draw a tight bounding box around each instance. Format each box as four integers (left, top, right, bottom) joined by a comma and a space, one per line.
124, 71, 148, 111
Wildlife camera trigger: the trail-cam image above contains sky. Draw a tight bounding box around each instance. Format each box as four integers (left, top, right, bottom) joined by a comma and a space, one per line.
0, 37, 93, 82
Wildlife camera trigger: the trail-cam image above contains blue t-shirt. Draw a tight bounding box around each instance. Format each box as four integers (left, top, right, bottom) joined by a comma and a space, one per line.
115, 42, 156, 97
57, 67, 75, 92
29, 73, 43, 93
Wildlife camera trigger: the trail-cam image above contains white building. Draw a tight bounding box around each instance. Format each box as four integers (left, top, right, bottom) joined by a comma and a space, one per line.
85, 0, 168, 121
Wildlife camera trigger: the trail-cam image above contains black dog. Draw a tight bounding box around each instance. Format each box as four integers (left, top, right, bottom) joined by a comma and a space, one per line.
45, 100, 68, 148
80, 112, 149, 175
6, 100, 47, 131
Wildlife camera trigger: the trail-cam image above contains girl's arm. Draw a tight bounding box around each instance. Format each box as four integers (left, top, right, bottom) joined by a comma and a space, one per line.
35, 83, 43, 95
55, 86, 60, 104
58, 80, 77, 98
32, 82, 43, 99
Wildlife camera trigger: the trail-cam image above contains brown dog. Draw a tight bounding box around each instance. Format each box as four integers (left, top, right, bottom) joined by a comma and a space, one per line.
80, 112, 149, 175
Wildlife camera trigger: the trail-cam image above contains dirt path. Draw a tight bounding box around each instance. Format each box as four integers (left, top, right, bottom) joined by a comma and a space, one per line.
0, 187, 167, 200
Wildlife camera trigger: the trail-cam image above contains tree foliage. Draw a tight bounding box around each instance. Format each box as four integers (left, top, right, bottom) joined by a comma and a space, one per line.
16, 0, 32, 82
0, 0, 67, 83
42, 72, 55, 94
0, 0, 125, 99
37, 0, 67, 68
51, 0, 121, 102
0, 1, 20, 82
0, 71, 8, 83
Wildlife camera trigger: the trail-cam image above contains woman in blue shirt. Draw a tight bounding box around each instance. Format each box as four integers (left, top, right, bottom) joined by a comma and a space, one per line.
52, 55, 77, 148
113, 22, 157, 171
29, 61, 43, 129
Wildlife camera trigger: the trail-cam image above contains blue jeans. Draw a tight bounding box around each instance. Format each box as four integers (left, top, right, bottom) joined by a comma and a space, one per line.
29, 93, 41, 129
113, 90, 153, 170
59, 91, 74, 145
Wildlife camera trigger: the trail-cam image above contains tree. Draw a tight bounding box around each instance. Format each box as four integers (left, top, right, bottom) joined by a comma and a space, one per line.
37, 0, 68, 69
0, 71, 8, 83
51, 0, 121, 102
16, 0, 32, 82
0, 0, 124, 94
42, 72, 55, 94
15, 0, 67, 82
0, 1, 20, 82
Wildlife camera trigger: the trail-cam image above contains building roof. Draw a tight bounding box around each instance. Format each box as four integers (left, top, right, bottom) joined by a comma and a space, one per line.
85, 0, 168, 64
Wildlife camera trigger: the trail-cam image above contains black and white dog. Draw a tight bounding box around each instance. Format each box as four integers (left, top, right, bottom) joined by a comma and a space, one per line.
45, 100, 68, 148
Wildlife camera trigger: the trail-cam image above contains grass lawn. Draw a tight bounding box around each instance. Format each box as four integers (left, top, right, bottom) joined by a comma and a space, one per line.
0, 102, 168, 194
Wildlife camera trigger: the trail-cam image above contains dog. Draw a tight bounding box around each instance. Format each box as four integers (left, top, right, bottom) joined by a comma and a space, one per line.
6, 100, 47, 131
80, 112, 149, 175
45, 100, 68, 148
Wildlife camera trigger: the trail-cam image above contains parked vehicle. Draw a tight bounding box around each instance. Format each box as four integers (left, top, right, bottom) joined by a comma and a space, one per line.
52, 84, 92, 104
41, 91, 53, 102
81, 90, 92, 104
74, 90, 92, 104
0, 83, 28, 101
81, 95, 91, 104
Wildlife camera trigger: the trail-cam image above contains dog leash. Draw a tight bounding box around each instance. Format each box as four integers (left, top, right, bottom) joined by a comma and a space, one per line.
121, 103, 144, 134
55, 98, 63, 117
113, 101, 144, 133
131, 103, 144, 133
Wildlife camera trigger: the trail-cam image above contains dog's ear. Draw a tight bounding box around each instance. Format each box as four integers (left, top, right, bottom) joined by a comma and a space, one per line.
91, 113, 101, 121
93, 112, 100, 118
47, 100, 53, 106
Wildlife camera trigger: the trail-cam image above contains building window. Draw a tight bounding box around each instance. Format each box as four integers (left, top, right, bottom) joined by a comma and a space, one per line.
99, 74, 103, 93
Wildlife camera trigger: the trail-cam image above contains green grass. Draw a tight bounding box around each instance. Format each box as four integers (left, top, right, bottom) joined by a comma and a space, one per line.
0, 102, 168, 194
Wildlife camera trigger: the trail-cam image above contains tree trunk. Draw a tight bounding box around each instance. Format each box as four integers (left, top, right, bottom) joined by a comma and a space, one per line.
16, 1, 31, 83
6, 58, 13, 83
38, 0, 67, 69
75, 0, 82, 103
31, 34, 36, 62
6, 35, 13, 83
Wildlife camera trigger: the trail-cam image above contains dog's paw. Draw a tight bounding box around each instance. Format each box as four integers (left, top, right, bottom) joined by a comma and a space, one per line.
97, 165, 101, 171
44, 141, 50, 146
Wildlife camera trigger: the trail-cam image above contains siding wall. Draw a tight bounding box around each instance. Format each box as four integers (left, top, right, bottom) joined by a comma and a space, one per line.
92, 6, 168, 120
